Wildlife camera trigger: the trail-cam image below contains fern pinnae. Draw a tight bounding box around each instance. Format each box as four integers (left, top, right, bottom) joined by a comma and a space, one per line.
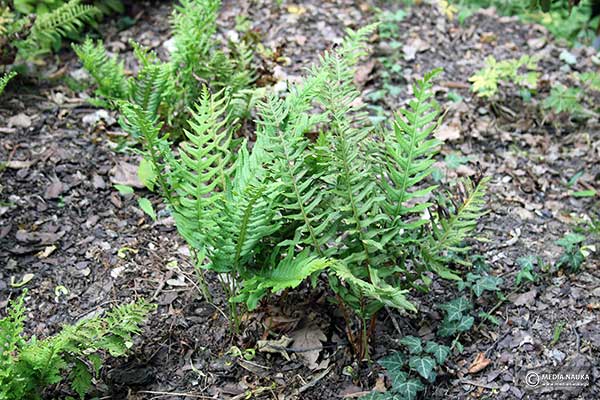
73, 38, 129, 102
0, 71, 16, 96
382, 69, 442, 227
257, 95, 327, 255
22, 0, 100, 57
429, 177, 489, 259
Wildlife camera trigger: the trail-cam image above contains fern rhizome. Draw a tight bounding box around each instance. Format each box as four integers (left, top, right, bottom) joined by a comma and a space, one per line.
117, 22, 489, 359
0, 293, 153, 399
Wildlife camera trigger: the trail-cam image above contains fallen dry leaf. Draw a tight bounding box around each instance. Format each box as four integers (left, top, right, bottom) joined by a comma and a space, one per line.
45, 179, 64, 199
37, 245, 57, 259
510, 289, 537, 306
467, 352, 491, 374
257, 336, 292, 361
110, 161, 144, 189
8, 113, 32, 128
290, 324, 327, 369
402, 37, 429, 61
5, 160, 34, 169
435, 119, 461, 141
354, 60, 375, 88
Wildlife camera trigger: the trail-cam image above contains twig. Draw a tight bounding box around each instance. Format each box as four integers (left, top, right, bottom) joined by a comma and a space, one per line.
572, 324, 581, 352
458, 379, 500, 390
230, 385, 275, 400
484, 330, 510, 358
296, 365, 334, 394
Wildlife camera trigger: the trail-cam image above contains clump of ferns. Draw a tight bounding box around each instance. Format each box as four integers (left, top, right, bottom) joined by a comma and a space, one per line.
119, 24, 489, 360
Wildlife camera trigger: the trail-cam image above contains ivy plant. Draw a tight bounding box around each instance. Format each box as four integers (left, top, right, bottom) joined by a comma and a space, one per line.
361, 337, 451, 400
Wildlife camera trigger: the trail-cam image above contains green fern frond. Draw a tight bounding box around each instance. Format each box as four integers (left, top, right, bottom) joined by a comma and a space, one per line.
381, 68, 442, 230
73, 37, 129, 102
331, 262, 416, 313
0, 296, 152, 400
19, 0, 100, 58
429, 177, 489, 259
118, 101, 172, 200
211, 149, 282, 273
168, 87, 232, 253
235, 250, 332, 310
0, 71, 16, 96
257, 94, 333, 255
130, 58, 171, 123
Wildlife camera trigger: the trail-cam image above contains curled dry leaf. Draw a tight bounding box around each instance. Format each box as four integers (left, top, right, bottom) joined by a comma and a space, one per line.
467, 352, 491, 374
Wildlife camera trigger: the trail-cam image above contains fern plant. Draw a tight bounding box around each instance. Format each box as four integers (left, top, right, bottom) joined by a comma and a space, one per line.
543, 73, 600, 117
0, 0, 99, 64
14, 0, 122, 15
123, 25, 489, 359
0, 292, 153, 400
74, 0, 256, 136
0, 70, 16, 95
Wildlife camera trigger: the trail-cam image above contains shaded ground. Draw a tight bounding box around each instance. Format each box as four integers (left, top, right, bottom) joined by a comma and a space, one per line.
1, 0, 599, 399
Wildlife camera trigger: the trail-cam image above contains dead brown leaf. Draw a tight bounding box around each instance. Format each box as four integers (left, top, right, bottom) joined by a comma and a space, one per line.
45, 178, 64, 199
510, 289, 538, 306
467, 352, 491, 374
354, 60, 375, 88
290, 324, 326, 370
110, 161, 144, 189
7, 113, 32, 128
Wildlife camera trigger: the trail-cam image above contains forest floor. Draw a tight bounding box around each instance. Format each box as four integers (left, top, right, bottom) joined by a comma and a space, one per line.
1, 0, 599, 399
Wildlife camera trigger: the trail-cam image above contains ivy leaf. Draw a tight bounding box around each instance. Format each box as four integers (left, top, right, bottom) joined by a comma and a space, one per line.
425, 341, 450, 365
456, 315, 474, 332
478, 311, 500, 325
471, 275, 502, 297
394, 378, 425, 400
439, 297, 470, 321
408, 355, 435, 380
399, 336, 422, 354
438, 319, 458, 337
378, 352, 407, 389
453, 339, 464, 353
359, 392, 386, 400
556, 233, 585, 250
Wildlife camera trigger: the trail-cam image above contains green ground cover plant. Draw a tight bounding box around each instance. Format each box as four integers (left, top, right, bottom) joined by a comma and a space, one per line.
0, 70, 16, 95
452, 0, 599, 46
469, 55, 539, 99
0, 292, 153, 399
